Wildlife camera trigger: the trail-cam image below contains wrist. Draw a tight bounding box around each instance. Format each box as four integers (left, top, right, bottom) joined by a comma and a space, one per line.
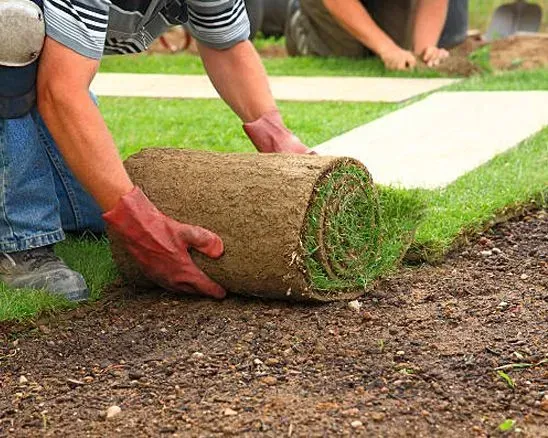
376, 41, 400, 58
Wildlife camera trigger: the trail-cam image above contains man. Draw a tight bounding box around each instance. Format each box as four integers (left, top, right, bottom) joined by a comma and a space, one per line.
0, 0, 310, 302
285, 0, 469, 70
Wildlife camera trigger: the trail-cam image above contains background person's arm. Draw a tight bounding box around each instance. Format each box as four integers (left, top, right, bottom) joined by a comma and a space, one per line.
323, 0, 416, 70
413, 0, 450, 66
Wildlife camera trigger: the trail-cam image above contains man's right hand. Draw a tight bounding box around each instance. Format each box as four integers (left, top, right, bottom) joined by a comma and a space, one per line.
103, 187, 226, 299
379, 45, 417, 71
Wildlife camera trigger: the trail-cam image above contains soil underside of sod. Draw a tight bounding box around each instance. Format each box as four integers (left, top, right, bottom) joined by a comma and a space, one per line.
1, 210, 547, 437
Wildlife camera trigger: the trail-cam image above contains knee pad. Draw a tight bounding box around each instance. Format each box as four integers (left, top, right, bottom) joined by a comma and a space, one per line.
0, 0, 45, 119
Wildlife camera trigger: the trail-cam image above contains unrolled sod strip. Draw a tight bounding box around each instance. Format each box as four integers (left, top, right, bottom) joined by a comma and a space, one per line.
110, 149, 382, 301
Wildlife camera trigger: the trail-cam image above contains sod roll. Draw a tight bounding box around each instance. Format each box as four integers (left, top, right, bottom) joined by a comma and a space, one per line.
110, 148, 381, 302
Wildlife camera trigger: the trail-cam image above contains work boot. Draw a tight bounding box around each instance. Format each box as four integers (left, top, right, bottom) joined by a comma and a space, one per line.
0, 246, 89, 302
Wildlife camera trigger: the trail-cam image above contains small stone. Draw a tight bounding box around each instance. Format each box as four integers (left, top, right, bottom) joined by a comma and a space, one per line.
159, 327, 168, 333
253, 359, 264, 366
224, 408, 238, 416
348, 300, 362, 312
492, 247, 502, 255
342, 408, 360, 417
480, 250, 492, 257
395, 350, 405, 357
497, 301, 509, 309
478, 236, 492, 247
83, 376, 94, 383
128, 370, 144, 380
371, 412, 385, 422
261, 376, 278, 386
13, 339, 19, 347
540, 395, 548, 412
18, 376, 28, 384
106, 405, 122, 419
350, 420, 363, 428
190, 352, 204, 360
265, 358, 280, 366
520, 273, 529, 280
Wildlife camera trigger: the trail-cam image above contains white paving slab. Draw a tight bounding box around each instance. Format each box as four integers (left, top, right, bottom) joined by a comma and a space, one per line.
314, 91, 548, 189
91, 73, 458, 103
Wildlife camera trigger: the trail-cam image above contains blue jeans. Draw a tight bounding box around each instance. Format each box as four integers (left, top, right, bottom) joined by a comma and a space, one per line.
0, 108, 104, 253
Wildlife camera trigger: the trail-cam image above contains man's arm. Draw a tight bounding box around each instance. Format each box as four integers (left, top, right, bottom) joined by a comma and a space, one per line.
37, 37, 225, 297
323, 0, 416, 70
413, 0, 450, 66
37, 37, 133, 211
198, 37, 311, 154
198, 40, 275, 123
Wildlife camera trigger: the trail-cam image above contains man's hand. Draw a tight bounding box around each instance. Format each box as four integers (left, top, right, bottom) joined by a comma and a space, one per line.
419, 46, 449, 67
103, 187, 226, 298
244, 110, 314, 154
379, 45, 417, 71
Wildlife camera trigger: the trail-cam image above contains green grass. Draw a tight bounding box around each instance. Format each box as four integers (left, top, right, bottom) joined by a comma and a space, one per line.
0, 238, 115, 321
100, 53, 449, 78
1, 65, 547, 321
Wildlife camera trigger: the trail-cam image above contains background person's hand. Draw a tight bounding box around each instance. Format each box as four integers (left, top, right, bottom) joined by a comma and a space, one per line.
379, 46, 417, 71
420, 46, 450, 67
104, 187, 226, 298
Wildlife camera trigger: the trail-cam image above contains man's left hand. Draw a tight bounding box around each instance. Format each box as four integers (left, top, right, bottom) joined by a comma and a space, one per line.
243, 110, 314, 154
420, 46, 450, 67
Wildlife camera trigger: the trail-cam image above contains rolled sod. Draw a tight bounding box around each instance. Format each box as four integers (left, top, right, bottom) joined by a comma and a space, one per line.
110, 148, 383, 302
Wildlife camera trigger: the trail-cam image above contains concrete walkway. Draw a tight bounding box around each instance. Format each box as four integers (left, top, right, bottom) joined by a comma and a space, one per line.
91, 73, 458, 103
314, 91, 548, 188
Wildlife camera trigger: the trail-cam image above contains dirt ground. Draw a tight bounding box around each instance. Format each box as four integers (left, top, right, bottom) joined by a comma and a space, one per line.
1, 210, 546, 437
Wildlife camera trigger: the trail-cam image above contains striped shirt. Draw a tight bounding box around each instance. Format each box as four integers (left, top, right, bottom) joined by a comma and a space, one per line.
44, 0, 250, 59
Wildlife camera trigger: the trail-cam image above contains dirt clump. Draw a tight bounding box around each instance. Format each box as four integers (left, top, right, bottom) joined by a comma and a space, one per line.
490, 34, 548, 70
1, 210, 546, 437
433, 34, 548, 76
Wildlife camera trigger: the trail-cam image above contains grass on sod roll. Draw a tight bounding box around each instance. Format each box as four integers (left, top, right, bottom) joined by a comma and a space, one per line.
1, 68, 547, 320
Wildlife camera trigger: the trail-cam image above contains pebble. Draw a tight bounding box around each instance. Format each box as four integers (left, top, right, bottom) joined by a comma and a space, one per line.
540, 395, 548, 412
480, 250, 492, 257
478, 236, 492, 247
190, 352, 205, 360
253, 359, 264, 366
520, 273, 529, 280
348, 300, 362, 312
371, 412, 385, 422
83, 376, 94, 383
342, 408, 360, 417
106, 405, 122, 419
395, 350, 405, 357
18, 376, 28, 384
261, 376, 278, 386
350, 420, 363, 428
492, 247, 502, 255
224, 408, 238, 416
497, 301, 509, 310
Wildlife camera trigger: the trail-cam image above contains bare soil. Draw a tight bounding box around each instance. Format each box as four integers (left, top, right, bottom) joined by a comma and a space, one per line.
434, 34, 548, 76
1, 210, 547, 437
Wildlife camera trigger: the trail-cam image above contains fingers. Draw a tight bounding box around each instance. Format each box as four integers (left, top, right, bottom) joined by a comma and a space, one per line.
423, 47, 450, 67
173, 266, 227, 299
180, 224, 224, 259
